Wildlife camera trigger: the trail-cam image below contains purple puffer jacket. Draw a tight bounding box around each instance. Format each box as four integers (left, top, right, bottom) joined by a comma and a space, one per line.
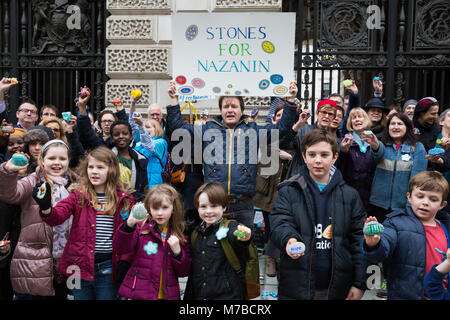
338, 141, 376, 209
113, 220, 191, 300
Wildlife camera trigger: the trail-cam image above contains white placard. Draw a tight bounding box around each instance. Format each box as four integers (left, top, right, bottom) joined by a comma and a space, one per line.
172, 12, 296, 101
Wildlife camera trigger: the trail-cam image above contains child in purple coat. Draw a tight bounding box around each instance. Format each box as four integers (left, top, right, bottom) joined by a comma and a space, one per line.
113, 184, 191, 300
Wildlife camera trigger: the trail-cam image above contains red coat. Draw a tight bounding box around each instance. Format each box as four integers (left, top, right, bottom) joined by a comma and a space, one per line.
40, 189, 134, 282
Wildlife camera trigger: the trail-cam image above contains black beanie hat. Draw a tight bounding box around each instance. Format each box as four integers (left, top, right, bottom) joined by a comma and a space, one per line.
23, 125, 55, 145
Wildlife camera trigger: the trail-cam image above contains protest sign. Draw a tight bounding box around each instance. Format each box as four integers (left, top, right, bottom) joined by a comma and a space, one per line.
172, 12, 296, 101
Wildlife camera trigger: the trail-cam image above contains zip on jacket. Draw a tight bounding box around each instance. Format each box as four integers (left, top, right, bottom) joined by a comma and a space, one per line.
131, 270, 138, 292
388, 148, 399, 208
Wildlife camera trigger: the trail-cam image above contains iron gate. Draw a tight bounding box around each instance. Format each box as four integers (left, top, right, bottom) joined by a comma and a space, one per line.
284, 0, 450, 117
0, 0, 107, 121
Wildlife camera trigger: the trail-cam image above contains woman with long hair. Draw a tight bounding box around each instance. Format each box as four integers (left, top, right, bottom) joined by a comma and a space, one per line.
368, 113, 427, 222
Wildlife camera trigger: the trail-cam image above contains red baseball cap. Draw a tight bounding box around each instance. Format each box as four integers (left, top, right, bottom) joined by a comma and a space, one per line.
316, 99, 338, 112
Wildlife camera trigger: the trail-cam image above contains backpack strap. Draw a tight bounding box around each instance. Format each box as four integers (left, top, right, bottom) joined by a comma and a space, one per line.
219, 219, 242, 273
156, 143, 167, 170
190, 219, 243, 273
190, 229, 198, 247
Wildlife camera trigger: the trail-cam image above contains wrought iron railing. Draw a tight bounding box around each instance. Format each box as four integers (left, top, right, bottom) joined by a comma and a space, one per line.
0, 0, 108, 122
284, 0, 450, 122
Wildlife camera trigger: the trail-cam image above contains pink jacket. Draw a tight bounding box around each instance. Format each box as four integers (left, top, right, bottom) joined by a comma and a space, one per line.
0, 164, 54, 296
113, 221, 191, 300
41, 189, 134, 282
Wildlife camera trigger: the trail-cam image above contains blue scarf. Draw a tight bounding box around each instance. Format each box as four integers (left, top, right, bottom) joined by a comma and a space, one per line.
351, 131, 370, 153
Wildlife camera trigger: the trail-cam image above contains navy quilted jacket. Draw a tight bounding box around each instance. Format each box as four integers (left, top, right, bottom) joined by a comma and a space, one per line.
362, 206, 450, 300
166, 102, 296, 196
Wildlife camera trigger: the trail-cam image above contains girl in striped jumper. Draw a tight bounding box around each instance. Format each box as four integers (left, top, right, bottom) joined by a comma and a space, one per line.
32, 146, 134, 300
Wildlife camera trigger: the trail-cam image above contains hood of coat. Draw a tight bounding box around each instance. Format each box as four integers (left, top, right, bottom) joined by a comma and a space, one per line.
300, 164, 343, 195
277, 164, 344, 193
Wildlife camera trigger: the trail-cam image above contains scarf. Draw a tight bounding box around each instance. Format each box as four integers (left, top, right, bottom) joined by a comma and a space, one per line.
47, 173, 72, 259
352, 131, 370, 153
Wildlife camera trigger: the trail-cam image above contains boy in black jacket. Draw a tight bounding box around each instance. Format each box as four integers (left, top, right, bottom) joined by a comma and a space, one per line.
184, 182, 252, 300
270, 128, 367, 300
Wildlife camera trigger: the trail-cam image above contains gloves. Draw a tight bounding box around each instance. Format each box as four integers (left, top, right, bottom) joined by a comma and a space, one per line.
32, 181, 52, 211
113, 260, 131, 284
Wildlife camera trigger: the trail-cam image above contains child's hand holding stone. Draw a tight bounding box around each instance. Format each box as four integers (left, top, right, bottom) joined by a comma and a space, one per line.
127, 202, 148, 228
234, 225, 251, 242
286, 238, 305, 259
363, 216, 381, 247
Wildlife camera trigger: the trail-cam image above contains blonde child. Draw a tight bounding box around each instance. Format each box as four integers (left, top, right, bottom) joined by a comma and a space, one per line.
113, 184, 191, 300
128, 95, 168, 189
0, 139, 73, 299
32, 146, 134, 300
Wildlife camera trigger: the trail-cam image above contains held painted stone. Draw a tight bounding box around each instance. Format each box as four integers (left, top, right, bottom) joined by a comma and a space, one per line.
343, 80, 352, 87
11, 154, 28, 166
132, 202, 148, 220
363, 221, 384, 236
1, 126, 14, 134
80, 87, 89, 98
130, 89, 142, 98
428, 148, 445, 156
289, 242, 305, 255
62, 112, 71, 123
233, 229, 246, 240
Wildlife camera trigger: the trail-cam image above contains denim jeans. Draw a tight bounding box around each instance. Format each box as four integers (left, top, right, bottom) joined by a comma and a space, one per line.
72, 259, 119, 300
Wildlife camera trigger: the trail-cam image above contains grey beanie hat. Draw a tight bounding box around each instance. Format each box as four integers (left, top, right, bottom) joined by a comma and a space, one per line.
439, 108, 450, 122
402, 99, 418, 112
23, 125, 55, 145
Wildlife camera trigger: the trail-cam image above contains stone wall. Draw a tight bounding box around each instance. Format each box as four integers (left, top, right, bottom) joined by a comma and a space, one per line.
105, 0, 282, 123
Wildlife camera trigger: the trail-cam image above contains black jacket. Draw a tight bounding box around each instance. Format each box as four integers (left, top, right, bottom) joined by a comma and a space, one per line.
413, 118, 440, 152
111, 146, 149, 202
184, 219, 249, 300
270, 166, 368, 299
76, 109, 128, 151
285, 122, 317, 179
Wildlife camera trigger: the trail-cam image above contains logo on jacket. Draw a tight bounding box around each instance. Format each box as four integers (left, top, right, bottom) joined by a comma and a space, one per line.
144, 241, 158, 255
322, 225, 332, 240
315, 224, 332, 250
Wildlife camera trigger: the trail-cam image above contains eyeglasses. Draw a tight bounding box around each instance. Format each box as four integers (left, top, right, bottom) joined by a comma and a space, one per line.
318, 110, 335, 118
19, 108, 37, 115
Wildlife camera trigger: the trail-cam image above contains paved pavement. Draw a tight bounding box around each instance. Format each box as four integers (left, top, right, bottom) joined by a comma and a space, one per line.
178, 252, 383, 300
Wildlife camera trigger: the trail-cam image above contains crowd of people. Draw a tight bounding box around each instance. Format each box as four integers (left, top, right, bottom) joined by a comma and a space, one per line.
0, 75, 448, 301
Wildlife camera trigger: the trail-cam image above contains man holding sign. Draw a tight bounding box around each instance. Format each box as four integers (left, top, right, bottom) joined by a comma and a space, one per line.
166, 80, 298, 229
169, 12, 297, 227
